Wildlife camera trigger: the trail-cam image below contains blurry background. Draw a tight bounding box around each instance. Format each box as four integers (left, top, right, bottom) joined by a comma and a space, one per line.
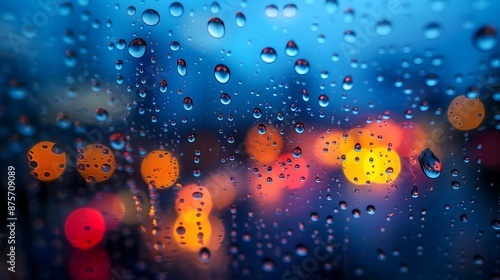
1, 0, 500, 279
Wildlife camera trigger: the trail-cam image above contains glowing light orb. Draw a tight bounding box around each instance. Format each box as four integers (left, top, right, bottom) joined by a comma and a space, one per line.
447, 95, 485, 130
175, 184, 213, 217
77, 144, 116, 183
245, 125, 283, 164
64, 207, 106, 249
27, 141, 66, 181
173, 212, 212, 251
272, 154, 309, 190
141, 150, 180, 188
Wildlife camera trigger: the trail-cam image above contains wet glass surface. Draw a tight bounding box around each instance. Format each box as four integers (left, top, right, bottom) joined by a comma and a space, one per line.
0, 1, 500, 279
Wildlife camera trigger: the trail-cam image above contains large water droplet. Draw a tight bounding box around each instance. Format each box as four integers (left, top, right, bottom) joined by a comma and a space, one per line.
418, 148, 442, 179
265, 4, 279, 18
318, 94, 329, 107
295, 122, 305, 133
207, 17, 225, 39
199, 247, 211, 263
285, 40, 299, 56
325, 0, 339, 14
282, 4, 297, 18
294, 59, 310, 74
472, 25, 497, 52
177, 59, 187, 76
128, 38, 147, 58
95, 108, 109, 121
183, 97, 193, 110
292, 147, 302, 158
235, 11, 246, 27
375, 20, 392, 36
260, 47, 277, 63
220, 93, 231, 105
342, 75, 353, 90
214, 64, 230, 83
423, 23, 441, 39
169, 2, 184, 17
142, 9, 160, 26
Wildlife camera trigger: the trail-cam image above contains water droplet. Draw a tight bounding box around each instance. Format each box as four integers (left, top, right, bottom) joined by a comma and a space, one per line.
253, 108, 262, 119
214, 64, 231, 83
95, 108, 109, 121
342, 75, 353, 90
451, 181, 460, 190
343, 29, 357, 43
128, 38, 146, 58
262, 258, 275, 272
260, 47, 277, 63
310, 212, 319, 222
183, 97, 193, 110
127, 6, 136, 16
187, 133, 196, 142
473, 25, 497, 51
177, 59, 187, 76
207, 17, 225, 39
292, 147, 302, 158
220, 93, 231, 105
375, 20, 392, 36
295, 244, 308, 256
142, 9, 160, 26
491, 218, 500, 230
265, 4, 279, 18
282, 4, 297, 18
318, 94, 329, 107
235, 11, 246, 27
176, 226, 186, 235
411, 185, 419, 198
325, 0, 339, 14
159, 79, 168, 93
295, 122, 305, 134
423, 23, 441, 39
429, 0, 447, 12
418, 148, 442, 179
199, 247, 211, 263
109, 133, 125, 150
294, 59, 310, 74
285, 40, 299, 56
352, 209, 361, 218
169, 2, 184, 17
473, 255, 484, 265
367, 205, 376, 215
257, 124, 267, 134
